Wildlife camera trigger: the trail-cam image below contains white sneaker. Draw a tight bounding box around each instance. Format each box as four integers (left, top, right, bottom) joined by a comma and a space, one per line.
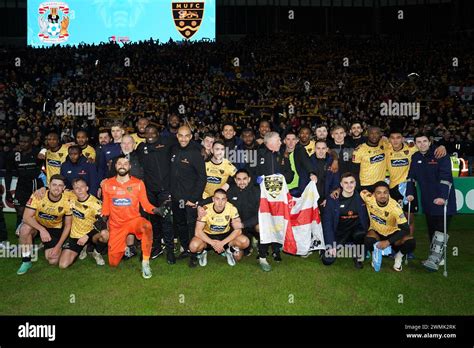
258, 258, 272, 272
197, 250, 208, 267
393, 251, 403, 272
79, 246, 88, 260
232, 246, 241, 258
142, 261, 152, 279
225, 248, 236, 266
92, 249, 105, 266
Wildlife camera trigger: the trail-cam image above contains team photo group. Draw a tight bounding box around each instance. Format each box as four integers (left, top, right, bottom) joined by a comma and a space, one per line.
2, 115, 457, 279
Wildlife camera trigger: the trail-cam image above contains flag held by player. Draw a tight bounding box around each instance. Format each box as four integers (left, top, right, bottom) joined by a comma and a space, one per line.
258, 174, 325, 256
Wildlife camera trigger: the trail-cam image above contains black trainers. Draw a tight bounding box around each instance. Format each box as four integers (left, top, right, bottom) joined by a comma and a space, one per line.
353, 258, 364, 269
272, 252, 282, 262
123, 245, 137, 260
166, 249, 176, 265
151, 246, 164, 260
189, 255, 198, 268
177, 250, 191, 260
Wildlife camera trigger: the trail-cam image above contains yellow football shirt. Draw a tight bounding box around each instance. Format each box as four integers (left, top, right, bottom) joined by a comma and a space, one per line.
130, 133, 146, 149
203, 159, 237, 199
69, 194, 102, 239
199, 202, 239, 235
45, 145, 69, 184
303, 140, 316, 157
385, 143, 418, 188
352, 141, 387, 186
26, 191, 72, 229
360, 191, 407, 236
81, 145, 96, 162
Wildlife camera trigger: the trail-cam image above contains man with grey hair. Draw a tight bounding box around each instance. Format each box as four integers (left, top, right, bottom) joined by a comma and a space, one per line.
108, 135, 144, 179
247, 131, 294, 271
249, 132, 294, 184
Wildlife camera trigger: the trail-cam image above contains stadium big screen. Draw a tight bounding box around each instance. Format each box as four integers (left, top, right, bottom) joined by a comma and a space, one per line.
27, 0, 216, 47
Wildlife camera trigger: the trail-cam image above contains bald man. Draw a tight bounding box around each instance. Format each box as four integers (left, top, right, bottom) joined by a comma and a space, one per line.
170, 126, 207, 260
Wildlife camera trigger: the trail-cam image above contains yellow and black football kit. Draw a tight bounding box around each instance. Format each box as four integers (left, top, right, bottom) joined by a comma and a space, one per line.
130, 133, 146, 149
62, 194, 104, 254
360, 191, 407, 237
81, 145, 96, 162
25, 191, 72, 249
26, 191, 72, 229
352, 140, 388, 187
385, 143, 418, 188
45, 145, 69, 184
203, 159, 237, 199
199, 202, 239, 236
69, 194, 102, 239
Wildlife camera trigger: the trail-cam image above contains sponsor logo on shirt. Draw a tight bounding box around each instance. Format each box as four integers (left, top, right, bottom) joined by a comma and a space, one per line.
38, 212, 58, 221
209, 224, 226, 233
72, 209, 85, 219
112, 198, 132, 206
370, 154, 385, 164
390, 158, 409, 167
370, 213, 386, 225
47, 159, 62, 167
207, 176, 222, 184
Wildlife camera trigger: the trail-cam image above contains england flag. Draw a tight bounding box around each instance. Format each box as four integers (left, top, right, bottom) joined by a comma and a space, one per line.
258, 174, 325, 256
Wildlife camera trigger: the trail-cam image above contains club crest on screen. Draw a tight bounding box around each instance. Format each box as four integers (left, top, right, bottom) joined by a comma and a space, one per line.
38, 2, 70, 44
172, 2, 204, 40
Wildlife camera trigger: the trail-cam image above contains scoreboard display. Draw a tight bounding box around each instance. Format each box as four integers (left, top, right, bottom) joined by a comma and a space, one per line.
27, 0, 216, 47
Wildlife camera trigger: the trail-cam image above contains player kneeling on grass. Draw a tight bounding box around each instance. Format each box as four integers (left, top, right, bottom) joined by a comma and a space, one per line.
59, 178, 108, 268
17, 174, 72, 275
321, 172, 368, 269
360, 181, 416, 272
101, 155, 165, 279
189, 189, 249, 267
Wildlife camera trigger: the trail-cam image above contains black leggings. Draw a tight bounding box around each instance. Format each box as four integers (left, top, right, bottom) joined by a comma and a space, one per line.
425, 214, 452, 242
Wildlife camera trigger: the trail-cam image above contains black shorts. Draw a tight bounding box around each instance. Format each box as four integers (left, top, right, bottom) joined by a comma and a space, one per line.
389, 185, 419, 213
14, 178, 44, 207
335, 226, 366, 245
42, 228, 63, 250
368, 229, 391, 242
62, 237, 85, 254
204, 231, 232, 251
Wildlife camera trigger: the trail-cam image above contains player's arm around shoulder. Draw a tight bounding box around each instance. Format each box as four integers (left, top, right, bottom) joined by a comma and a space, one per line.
359, 189, 371, 201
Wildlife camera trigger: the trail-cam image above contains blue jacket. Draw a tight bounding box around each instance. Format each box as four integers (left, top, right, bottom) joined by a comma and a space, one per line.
406, 146, 456, 216
60, 156, 99, 196
322, 192, 369, 247
296, 154, 340, 199
98, 142, 121, 181
160, 128, 177, 139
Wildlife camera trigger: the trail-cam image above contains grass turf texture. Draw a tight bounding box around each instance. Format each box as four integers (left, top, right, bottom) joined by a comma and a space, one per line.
1, 213, 473, 316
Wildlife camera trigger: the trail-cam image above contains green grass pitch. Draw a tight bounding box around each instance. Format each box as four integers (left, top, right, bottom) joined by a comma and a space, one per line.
1, 213, 473, 315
